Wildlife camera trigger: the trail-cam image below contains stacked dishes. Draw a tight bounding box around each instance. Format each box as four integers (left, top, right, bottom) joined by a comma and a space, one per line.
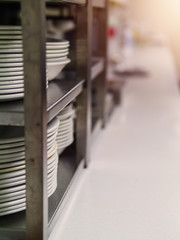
0, 117, 59, 216
0, 26, 24, 101
0, 25, 71, 101
56, 104, 75, 154
46, 38, 70, 81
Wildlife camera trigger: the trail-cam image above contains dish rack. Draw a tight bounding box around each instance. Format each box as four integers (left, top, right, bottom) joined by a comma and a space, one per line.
0, 0, 108, 240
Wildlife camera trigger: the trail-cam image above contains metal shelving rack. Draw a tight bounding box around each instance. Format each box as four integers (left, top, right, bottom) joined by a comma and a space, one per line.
91, 0, 108, 141
0, 0, 108, 239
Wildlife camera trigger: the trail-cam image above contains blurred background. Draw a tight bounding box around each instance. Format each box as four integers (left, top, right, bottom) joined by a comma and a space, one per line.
109, 0, 180, 77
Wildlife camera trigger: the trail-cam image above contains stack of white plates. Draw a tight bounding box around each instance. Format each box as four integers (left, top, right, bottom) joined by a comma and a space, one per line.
0, 26, 24, 101
0, 25, 71, 101
56, 104, 75, 154
0, 117, 59, 216
46, 39, 70, 81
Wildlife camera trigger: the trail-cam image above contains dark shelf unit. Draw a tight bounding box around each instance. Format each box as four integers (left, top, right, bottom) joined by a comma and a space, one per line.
0, 0, 109, 239
90, 0, 108, 143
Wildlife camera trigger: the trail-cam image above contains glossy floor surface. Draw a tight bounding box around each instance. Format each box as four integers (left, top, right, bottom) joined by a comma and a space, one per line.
49, 46, 180, 240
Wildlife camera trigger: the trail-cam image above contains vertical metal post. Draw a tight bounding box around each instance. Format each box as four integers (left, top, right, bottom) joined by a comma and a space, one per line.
76, 0, 92, 167
97, 1, 108, 128
21, 1, 48, 240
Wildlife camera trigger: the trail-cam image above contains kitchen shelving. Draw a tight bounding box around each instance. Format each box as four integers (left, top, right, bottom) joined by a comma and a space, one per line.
0, 0, 109, 239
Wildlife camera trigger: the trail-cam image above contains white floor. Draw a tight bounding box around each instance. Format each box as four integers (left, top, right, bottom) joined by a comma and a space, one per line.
49, 46, 180, 240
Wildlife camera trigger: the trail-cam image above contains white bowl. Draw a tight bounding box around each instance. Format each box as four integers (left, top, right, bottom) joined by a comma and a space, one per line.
47, 58, 70, 81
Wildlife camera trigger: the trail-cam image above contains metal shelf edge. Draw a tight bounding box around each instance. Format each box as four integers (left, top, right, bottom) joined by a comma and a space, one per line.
0, 79, 84, 126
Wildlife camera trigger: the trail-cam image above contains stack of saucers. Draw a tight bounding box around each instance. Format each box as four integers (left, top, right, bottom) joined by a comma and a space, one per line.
0, 25, 71, 101
0, 117, 59, 216
46, 38, 70, 81
56, 104, 75, 154
0, 26, 24, 101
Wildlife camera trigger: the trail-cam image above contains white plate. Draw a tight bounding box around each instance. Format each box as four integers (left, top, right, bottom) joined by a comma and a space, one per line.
47, 158, 58, 174
0, 71, 23, 77
0, 30, 22, 35
46, 45, 69, 51
58, 120, 73, 128
0, 178, 25, 189
0, 53, 23, 58
0, 190, 25, 203
47, 141, 56, 150
0, 35, 22, 40
47, 58, 70, 81
57, 148, 65, 155
0, 169, 25, 180
0, 40, 22, 44
48, 181, 57, 197
58, 110, 74, 121
0, 140, 24, 149
46, 52, 69, 59
0, 87, 24, 94
0, 196, 25, 209
0, 175, 25, 185
47, 117, 59, 135
57, 138, 73, 149
57, 132, 73, 140
0, 165, 25, 174
0, 205, 25, 216
0, 92, 24, 101
0, 154, 25, 164
47, 134, 57, 144
57, 135, 73, 143
0, 75, 23, 81
59, 104, 73, 114
0, 83, 24, 89
0, 149, 25, 160
0, 57, 23, 63
0, 145, 25, 155
0, 202, 26, 214
0, 62, 23, 67
0, 26, 22, 30
58, 127, 73, 134
0, 67, 23, 73
46, 48, 68, 54
47, 144, 57, 159
0, 81, 23, 87
57, 130, 73, 138
47, 39, 69, 45
0, 184, 25, 195
0, 48, 22, 53
0, 45, 22, 49
58, 122, 73, 129
0, 159, 25, 169
47, 151, 58, 164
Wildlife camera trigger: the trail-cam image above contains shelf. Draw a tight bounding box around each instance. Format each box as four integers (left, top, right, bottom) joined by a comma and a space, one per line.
0, 78, 84, 126
0, 147, 84, 240
48, 148, 84, 234
92, 0, 105, 8
91, 57, 105, 81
